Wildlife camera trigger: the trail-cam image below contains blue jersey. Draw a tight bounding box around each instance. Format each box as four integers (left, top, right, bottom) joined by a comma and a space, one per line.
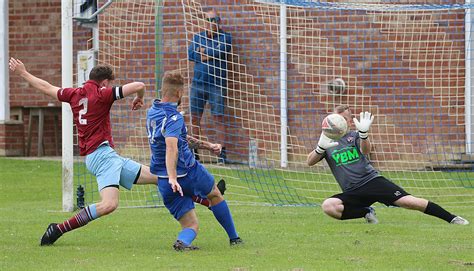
146, 100, 196, 177
188, 30, 232, 86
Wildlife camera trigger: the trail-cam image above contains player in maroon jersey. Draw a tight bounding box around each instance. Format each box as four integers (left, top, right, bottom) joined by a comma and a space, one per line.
9, 58, 226, 246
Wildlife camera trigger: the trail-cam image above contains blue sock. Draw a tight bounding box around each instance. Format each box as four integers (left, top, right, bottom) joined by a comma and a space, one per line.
210, 200, 238, 239
88, 204, 100, 219
177, 228, 197, 246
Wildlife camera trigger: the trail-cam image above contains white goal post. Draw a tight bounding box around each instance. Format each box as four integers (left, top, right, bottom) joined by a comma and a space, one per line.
61, 0, 74, 212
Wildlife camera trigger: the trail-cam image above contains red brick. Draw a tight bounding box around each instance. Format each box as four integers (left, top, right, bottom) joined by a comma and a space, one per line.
5, 0, 468, 163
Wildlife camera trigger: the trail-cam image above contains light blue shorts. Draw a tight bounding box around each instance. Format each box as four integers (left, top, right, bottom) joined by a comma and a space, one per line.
85, 144, 141, 191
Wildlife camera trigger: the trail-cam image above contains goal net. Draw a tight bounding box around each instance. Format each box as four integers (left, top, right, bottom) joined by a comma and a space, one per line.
72, 0, 474, 208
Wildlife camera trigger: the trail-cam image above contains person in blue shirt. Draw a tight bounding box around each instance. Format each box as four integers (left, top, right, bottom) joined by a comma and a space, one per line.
147, 70, 243, 251
188, 8, 232, 163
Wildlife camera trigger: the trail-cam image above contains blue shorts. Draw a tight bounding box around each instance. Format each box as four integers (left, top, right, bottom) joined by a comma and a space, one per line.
190, 81, 226, 116
158, 162, 215, 220
85, 144, 141, 191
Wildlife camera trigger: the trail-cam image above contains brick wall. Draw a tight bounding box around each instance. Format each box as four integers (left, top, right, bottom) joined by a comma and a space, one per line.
72, 0, 467, 167
9, 0, 62, 108
3, 0, 467, 166
170, 0, 467, 167
0, 121, 24, 156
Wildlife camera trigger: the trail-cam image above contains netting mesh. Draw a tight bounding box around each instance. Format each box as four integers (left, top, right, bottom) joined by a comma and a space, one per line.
73, 0, 474, 208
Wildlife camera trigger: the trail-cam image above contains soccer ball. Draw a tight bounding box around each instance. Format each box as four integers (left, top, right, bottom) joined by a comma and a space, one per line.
327, 78, 346, 94
322, 113, 348, 140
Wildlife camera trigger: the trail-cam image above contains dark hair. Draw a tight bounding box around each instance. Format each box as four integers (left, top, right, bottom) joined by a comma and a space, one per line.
89, 65, 115, 82
161, 70, 184, 97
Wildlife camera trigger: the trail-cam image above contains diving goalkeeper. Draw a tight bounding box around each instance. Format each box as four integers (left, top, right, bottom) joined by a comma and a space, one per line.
307, 105, 469, 225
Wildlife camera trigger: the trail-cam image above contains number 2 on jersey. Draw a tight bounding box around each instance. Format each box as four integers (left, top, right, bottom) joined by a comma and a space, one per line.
79, 98, 88, 125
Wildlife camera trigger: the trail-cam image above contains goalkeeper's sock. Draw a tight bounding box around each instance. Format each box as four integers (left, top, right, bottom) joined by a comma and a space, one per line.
57, 204, 100, 234
192, 195, 210, 207
424, 201, 456, 223
177, 228, 197, 246
340, 206, 369, 220
210, 200, 238, 239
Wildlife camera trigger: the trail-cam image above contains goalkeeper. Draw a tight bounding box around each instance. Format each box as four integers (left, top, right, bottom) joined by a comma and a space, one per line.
307, 105, 469, 225
9, 58, 227, 247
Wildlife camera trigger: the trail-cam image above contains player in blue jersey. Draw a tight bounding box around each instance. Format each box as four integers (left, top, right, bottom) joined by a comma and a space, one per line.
146, 70, 243, 251
307, 105, 469, 225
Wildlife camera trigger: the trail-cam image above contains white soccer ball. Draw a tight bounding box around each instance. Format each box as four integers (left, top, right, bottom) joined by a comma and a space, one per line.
327, 78, 346, 94
322, 113, 348, 140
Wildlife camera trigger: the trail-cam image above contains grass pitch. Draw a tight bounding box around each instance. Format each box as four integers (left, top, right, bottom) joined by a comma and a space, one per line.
0, 158, 473, 270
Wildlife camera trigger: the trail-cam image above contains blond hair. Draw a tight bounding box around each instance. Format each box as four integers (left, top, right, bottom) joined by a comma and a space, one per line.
161, 70, 184, 98
334, 104, 350, 114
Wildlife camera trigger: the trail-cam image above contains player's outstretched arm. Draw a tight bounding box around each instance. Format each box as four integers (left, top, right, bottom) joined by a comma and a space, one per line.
165, 137, 183, 196
121, 82, 145, 110
186, 135, 222, 156
9, 58, 60, 101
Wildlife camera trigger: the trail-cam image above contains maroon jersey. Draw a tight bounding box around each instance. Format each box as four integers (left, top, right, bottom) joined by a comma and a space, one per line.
57, 80, 124, 156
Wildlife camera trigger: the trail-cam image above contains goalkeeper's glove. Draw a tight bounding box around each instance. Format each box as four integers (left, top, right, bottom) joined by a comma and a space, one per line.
353, 111, 374, 140
315, 133, 339, 154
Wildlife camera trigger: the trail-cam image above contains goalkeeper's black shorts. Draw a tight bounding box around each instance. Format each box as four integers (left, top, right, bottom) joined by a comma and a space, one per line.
330, 176, 410, 207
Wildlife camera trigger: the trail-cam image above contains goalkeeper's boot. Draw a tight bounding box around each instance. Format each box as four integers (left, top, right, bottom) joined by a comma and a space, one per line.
217, 179, 227, 196
230, 237, 244, 246
40, 223, 63, 246
450, 216, 469, 225
173, 240, 199, 251
364, 207, 379, 224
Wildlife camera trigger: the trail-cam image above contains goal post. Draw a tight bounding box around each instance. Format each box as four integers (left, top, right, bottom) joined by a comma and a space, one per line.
61, 0, 119, 211
466, 0, 474, 154
61, 0, 74, 212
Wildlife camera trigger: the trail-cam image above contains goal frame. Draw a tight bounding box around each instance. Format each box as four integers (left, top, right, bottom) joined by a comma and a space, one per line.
62, 0, 474, 210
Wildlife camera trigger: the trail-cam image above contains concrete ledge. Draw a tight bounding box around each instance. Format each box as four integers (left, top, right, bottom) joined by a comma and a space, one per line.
0, 120, 23, 125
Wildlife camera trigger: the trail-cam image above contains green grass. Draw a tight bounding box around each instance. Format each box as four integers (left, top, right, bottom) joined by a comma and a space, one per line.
74, 161, 474, 208
1, 157, 473, 270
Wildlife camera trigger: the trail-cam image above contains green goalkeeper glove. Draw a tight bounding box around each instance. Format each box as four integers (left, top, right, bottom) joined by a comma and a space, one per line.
315, 133, 339, 154
353, 111, 374, 140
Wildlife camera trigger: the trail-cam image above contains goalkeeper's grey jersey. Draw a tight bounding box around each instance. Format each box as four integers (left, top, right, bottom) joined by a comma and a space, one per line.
323, 131, 380, 192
